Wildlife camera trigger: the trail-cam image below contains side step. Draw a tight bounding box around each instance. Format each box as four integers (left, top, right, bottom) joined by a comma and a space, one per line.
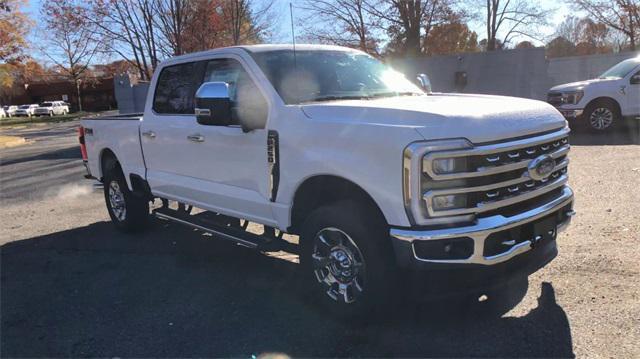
153, 207, 298, 254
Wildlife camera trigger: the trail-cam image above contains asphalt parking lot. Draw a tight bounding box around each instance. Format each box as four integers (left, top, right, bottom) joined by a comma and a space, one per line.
1, 120, 639, 357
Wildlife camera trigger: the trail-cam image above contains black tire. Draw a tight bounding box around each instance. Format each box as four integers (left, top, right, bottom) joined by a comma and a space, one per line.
102, 157, 149, 232
49, 111, 54, 117
582, 99, 621, 132
299, 200, 396, 320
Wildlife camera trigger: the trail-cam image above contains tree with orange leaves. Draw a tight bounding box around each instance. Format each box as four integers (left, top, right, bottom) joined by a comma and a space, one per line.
0, 0, 31, 61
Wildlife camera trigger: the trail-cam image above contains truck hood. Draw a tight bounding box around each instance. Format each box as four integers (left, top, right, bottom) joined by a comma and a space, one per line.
549, 78, 619, 92
300, 93, 566, 143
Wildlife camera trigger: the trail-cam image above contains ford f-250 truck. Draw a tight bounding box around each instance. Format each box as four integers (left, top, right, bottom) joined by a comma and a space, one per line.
548, 57, 640, 132
80, 44, 575, 316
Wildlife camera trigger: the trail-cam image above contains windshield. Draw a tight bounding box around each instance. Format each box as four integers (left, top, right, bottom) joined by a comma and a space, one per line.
19, 105, 30, 109
599, 59, 639, 79
39, 102, 53, 107
250, 50, 423, 104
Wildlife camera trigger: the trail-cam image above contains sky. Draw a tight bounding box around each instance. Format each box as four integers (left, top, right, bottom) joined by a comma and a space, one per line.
24, 0, 574, 61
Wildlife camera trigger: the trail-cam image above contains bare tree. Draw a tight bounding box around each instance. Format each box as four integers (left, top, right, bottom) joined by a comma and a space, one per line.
153, 0, 192, 56
365, 0, 462, 56
483, 0, 552, 51
573, 0, 640, 51
299, 0, 380, 55
86, 0, 160, 81
41, 0, 101, 111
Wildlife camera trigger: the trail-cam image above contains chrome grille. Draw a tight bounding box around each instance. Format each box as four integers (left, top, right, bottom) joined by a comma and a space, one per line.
423, 128, 570, 218
471, 137, 568, 169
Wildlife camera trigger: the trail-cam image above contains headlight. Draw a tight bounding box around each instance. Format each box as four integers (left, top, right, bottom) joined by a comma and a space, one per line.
432, 194, 467, 210
562, 91, 584, 105
404, 138, 472, 225
432, 157, 467, 174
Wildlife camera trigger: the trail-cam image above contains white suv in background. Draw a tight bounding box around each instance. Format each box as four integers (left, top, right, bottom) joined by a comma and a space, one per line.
34, 101, 69, 117
548, 57, 640, 131
14, 104, 39, 117
3, 105, 18, 117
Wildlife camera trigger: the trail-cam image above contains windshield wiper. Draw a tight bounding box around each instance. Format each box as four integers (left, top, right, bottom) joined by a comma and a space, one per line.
307, 95, 371, 102
369, 91, 421, 98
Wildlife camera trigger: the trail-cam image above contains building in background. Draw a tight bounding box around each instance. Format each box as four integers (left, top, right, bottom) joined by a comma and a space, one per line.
23, 77, 116, 112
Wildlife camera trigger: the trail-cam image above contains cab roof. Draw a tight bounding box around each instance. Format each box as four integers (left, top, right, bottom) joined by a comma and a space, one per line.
159, 44, 364, 67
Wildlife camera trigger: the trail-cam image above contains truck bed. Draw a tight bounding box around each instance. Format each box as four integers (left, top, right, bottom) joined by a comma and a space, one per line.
81, 113, 146, 187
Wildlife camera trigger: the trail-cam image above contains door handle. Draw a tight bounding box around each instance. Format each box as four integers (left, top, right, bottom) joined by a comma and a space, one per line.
187, 134, 205, 143
142, 131, 156, 139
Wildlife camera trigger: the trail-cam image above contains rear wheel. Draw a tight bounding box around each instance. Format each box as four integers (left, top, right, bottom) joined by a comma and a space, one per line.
299, 200, 395, 319
103, 158, 149, 232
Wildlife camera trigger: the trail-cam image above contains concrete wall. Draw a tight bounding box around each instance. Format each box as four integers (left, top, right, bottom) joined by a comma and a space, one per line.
114, 75, 149, 114
393, 49, 640, 100
112, 50, 639, 112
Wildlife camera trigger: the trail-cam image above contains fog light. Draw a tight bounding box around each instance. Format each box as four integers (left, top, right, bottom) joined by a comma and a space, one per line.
432, 194, 467, 210
432, 157, 467, 174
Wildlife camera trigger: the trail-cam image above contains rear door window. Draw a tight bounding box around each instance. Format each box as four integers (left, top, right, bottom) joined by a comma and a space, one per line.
153, 62, 198, 114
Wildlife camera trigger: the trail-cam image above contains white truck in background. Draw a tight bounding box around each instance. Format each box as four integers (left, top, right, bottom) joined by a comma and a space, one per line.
548, 57, 640, 131
80, 45, 575, 317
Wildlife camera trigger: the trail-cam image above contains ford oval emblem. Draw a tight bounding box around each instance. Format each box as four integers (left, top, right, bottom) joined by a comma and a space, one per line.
528, 155, 555, 181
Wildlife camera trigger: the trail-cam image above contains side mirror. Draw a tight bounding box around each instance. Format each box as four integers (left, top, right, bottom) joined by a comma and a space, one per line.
416, 73, 432, 94
195, 82, 232, 126
630, 73, 640, 85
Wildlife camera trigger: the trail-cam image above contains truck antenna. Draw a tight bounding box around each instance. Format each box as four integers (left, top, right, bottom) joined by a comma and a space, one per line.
289, 2, 297, 69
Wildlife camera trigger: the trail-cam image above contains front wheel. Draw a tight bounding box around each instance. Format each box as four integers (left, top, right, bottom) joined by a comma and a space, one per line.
584, 100, 620, 132
103, 159, 149, 232
299, 200, 396, 319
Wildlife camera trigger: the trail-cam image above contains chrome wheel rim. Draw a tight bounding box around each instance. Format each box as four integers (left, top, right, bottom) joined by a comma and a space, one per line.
108, 180, 126, 221
589, 107, 613, 130
312, 227, 366, 304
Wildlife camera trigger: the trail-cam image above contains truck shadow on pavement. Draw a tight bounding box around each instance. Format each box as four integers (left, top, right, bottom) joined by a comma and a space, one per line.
1, 221, 574, 358
569, 122, 639, 145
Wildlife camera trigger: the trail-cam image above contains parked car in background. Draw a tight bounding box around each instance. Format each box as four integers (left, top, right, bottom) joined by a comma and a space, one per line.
3, 105, 18, 117
548, 57, 640, 131
58, 101, 70, 114
80, 44, 574, 317
14, 104, 39, 117
34, 101, 69, 117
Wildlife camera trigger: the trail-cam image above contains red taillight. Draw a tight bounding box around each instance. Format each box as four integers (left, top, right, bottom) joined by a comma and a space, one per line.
78, 126, 88, 161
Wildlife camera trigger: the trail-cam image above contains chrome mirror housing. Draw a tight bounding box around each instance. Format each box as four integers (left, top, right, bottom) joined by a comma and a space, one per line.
195, 82, 232, 126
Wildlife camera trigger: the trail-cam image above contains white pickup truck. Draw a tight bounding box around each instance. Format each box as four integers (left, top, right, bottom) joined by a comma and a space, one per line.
80, 44, 575, 316
548, 57, 640, 131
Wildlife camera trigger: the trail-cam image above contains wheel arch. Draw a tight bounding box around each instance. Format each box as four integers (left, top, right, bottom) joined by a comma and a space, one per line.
584, 96, 622, 115
98, 148, 136, 191
99, 148, 118, 179
288, 174, 388, 234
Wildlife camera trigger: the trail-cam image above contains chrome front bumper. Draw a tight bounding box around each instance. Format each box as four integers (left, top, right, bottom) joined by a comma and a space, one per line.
390, 186, 574, 267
